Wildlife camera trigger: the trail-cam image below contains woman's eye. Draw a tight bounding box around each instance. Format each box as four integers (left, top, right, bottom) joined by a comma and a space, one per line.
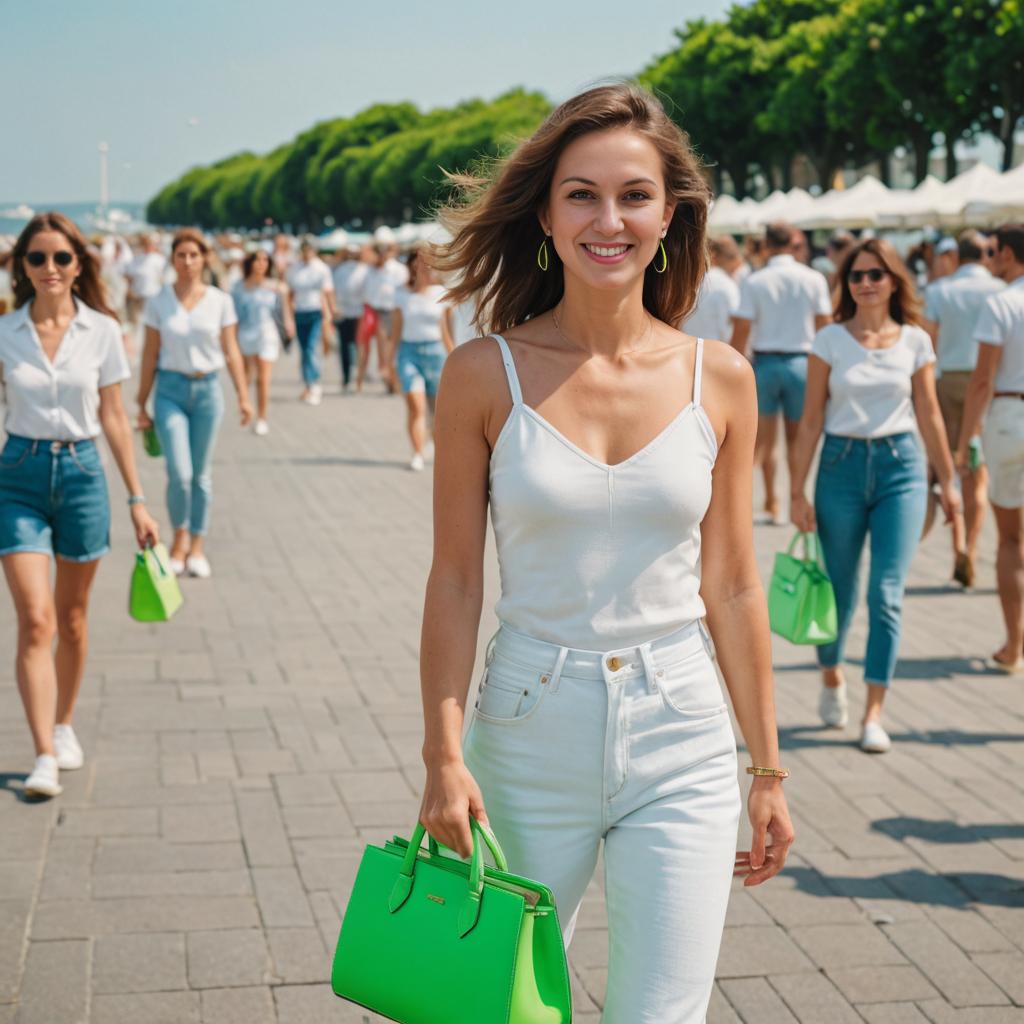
624, 191, 651, 201
568, 190, 594, 200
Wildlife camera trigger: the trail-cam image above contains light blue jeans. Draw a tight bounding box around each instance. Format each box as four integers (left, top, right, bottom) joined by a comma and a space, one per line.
294, 310, 322, 386
814, 432, 928, 686
154, 371, 225, 536
464, 620, 740, 1023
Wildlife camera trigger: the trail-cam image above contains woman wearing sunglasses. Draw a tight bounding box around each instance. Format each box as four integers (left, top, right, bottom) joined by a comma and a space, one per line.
0, 212, 159, 798
790, 238, 960, 753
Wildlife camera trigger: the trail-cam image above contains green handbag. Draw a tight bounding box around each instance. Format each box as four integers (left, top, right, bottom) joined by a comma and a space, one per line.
129, 543, 184, 622
768, 531, 838, 645
331, 818, 571, 1024
142, 427, 162, 458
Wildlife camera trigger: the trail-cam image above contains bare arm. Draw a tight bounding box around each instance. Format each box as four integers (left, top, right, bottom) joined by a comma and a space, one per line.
390, 309, 404, 366
788, 354, 830, 531
322, 286, 337, 332
700, 343, 794, 885
98, 382, 159, 548
955, 343, 1000, 467
135, 326, 162, 428
814, 314, 832, 331
921, 317, 939, 349
440, 307, 455, 354
912, 362, 961, 524
730, 317, 752, 359
220, 323, 253, 425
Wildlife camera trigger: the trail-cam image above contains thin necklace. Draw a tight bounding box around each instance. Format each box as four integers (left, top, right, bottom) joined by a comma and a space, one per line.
551, 303, 653, 356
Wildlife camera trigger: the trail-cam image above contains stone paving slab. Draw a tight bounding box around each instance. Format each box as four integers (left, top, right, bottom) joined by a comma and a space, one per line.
0, 356, 1022, 1021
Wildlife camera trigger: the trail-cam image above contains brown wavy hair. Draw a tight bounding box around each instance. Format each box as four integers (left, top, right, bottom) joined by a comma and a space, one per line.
171, 227, 209, 257
834, 237, 922, 326
11, 212, 118, 319
433, 83, 710, 333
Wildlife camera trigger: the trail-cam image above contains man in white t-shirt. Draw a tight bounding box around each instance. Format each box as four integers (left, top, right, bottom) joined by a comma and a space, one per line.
285, 239, 336, 405
682, 237, 742, 344
332, 244, 369, 391
922, 229, 1006, 586
731, 221, 833, 522
955, 223, 1024, 670
364, 232, 410, 393
126, 234, 167, 325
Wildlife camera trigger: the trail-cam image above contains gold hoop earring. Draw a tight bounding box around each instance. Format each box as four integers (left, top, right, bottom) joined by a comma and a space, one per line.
653, 240, 668, 274
537, 238, 550, 272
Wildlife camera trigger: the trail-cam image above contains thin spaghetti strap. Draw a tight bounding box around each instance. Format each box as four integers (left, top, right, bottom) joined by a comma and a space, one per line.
491, 334, 523, 406
693, 337, 705, 407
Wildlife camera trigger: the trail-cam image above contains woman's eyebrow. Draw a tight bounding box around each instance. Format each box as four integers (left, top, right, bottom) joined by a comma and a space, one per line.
558, 176, 658, 187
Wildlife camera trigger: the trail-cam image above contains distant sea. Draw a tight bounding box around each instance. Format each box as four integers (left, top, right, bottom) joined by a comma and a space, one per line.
0, 200, 148, 239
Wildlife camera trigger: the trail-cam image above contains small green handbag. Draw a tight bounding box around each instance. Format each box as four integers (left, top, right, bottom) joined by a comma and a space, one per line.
331, 818, 571, 1024
768, 531, 838, 645
142, 427, 162, 458
129, 543, 184, 623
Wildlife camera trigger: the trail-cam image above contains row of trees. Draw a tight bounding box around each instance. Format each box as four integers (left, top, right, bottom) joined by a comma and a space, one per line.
148, 0, 1022, 226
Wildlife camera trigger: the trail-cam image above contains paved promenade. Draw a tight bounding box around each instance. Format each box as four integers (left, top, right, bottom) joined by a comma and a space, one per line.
1, 355, 1022, 1023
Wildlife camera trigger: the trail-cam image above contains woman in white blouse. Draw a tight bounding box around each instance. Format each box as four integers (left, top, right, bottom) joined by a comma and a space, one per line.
136, 229, 251, 579
0, 212, 159, 798
790, 239, 960, 753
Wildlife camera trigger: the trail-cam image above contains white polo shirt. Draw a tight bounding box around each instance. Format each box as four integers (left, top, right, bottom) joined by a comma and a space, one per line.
974, 276, 1024, 393
0, 301, 130, 441
332, 261, 370, 319
144, 285, 237, 375
924, 263, 1005, 373
287, 258, 334, 313
682, 266, 740, 343
364, 258, 409, 312
735, 254, 832, 353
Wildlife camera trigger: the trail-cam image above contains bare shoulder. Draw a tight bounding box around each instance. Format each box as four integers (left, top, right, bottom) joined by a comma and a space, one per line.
439, 336, 509, 412
698, 339, 755, 445
702, 337, 754, 390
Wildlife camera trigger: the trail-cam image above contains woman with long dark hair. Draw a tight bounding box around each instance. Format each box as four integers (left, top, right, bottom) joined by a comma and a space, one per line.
136, 228, 251, 579
790, 238, 960, 752
417, 84, 793, 1021
0, 212, 159, 798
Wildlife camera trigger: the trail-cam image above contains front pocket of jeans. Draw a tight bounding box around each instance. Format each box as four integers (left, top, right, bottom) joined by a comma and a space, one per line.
0, 447, 30, 470
69, 448, 104, 477
820, 439, 851, 468
656, 650, 727, 718
473, 663, 547, 725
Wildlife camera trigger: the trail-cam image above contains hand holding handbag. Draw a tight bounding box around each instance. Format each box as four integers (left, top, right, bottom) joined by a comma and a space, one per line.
129, 543, 184, 622
768, 531, 838, 645
331, 818, 571, 1024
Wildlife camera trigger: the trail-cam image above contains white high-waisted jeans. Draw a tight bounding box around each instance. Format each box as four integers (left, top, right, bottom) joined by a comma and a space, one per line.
463, 620, 741, 1024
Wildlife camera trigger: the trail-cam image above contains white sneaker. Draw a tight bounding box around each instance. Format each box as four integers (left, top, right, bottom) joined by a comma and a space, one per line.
409, 453, 425, 472
54, 724, 84, 771
185, 555, 212, 579
860, 721, 892, 753
169, 558, 186, 576
24, 754, 62, 798
254, 418, 269, 436
307, 384, 323, 406
819, 681, 848, 728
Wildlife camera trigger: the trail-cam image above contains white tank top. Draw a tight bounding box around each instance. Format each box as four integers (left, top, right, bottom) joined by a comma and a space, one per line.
488, 334, 717, 651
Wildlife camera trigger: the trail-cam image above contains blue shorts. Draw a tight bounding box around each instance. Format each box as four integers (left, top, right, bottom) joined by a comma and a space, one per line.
753, 352, 808, 422
397, 340, 446, 397
0, 435, 111, 562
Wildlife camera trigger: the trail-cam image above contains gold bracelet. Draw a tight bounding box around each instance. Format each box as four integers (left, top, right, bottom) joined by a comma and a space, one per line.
746, 766, 790, 779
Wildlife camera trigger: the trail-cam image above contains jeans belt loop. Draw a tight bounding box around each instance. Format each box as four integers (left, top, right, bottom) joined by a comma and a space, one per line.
546, 646, 569, 694
638, 642, 659, 695
483, 633, 497, 667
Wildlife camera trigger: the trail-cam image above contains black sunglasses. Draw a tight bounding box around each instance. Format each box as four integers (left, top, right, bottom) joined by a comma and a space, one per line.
25, 250, 74, 268
848, 268, 887, 284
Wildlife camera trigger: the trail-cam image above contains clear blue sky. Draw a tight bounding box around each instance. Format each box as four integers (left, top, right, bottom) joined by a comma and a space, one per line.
4, 0, 734, 204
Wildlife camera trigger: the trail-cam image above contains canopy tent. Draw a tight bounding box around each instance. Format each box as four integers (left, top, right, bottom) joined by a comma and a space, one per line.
708, 193, 760, 235
963, 163, 1024, 225
792, 176, 892, 230
875, 175, 948, 229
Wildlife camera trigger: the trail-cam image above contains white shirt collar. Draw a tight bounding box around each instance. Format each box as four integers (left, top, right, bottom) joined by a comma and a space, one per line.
767, 254, 795, 267
12, 299, 95, 333
953, 263, 991, 279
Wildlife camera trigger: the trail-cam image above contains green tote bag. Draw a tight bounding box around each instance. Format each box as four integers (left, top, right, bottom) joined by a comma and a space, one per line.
332, 818, 572, 1024
768, 531, 838, 645
129, 543, 184, 623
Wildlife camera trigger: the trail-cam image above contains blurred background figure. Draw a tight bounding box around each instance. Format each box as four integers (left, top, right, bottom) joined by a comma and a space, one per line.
931, 236, 960, 282
272, 234, 294, 281
0, 243, 14, 315
364, 228, 409, 394
790, 228, 812, 266
331, 240, 368, 393
125, 233, 167, 327
682, 236, 741, 344
285, 238, 335, 406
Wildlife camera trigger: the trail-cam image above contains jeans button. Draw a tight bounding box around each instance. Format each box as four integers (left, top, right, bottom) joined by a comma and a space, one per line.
607, 656, 622, 671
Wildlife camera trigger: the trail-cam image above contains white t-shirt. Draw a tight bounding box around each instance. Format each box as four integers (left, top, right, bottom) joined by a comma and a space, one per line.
364, 258, 409, 311
924, 264, 1005, 373
736, 254, 832, 353
974, 277, 1024, 393
811, 322, 935, 438
682, 266, 740, 343
127, 251, 168, 298
396, 285, 448, 343
0, 301, 130, 441
144, 285, 237, 375
332, 261, 370, 319
286, 258, 334, 313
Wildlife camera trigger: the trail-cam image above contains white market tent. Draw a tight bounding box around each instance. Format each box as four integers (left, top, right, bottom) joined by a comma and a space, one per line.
963, 162, 1024, 225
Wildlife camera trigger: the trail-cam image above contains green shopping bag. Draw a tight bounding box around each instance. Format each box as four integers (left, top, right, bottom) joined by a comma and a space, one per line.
142, 427, 162, 458
129, 543, 184, 622
768, 531, 838, 645
332, 818, 571, 1024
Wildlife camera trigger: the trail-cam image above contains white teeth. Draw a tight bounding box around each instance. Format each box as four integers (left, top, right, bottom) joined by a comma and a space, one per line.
585, 244, 629, 257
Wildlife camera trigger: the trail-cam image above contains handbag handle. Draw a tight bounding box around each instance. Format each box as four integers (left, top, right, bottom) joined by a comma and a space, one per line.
787, 530, 825, 570
388, 818, 508, 937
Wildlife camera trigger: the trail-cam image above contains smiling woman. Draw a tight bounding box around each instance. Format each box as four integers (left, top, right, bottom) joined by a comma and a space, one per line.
407, 84, 795, 1023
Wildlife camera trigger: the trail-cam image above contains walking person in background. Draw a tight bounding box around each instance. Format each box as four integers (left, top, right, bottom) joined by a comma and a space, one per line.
136, 228, 251, 579
391, 245, 453, 471
233, 249, 292, 436
956, 224, 1024, 672
332, 242, 369, 393
790, 238, 960, 752
364, 230, 409, 393
421, 83, 793, 1022
922, 229, 1005, 587
0, 212, 159, 798
681, 236, 741, 344
125, 233, 167, 326
731, 221, 832, 523
285, 238, 335, 406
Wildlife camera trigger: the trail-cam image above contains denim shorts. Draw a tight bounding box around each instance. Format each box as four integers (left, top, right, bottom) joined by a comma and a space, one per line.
396, 340, 446, 397
0, 435, 111, 562
753, 351, 808, 421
